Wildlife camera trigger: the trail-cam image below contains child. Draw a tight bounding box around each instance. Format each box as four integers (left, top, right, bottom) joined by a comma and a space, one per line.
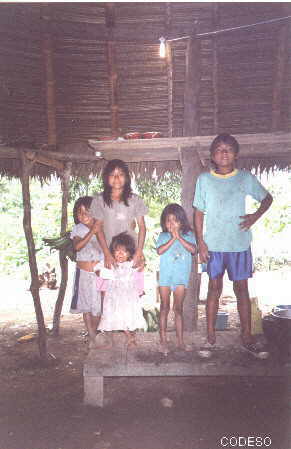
90, 159, 148, 269
95, 232, 147, 346
193, 133, 273, 358
156, 203, 196, 354
70, 196, 103, 348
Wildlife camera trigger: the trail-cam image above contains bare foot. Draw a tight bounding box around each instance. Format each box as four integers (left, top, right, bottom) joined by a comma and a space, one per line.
207, 333, 216, 345
94, 333, 113, 349
176, 343, 193, 352
158, 342, 169, 355
241, 333, 253, 346
127, 337, 137, 347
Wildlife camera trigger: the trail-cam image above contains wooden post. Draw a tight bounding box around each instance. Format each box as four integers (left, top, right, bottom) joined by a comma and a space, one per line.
42, 6, 57, 147
272, 23, 289, 131
52, 162, 72, 335
106, 4, 119, 138
20, 152, 48, 361
181, 33, 202, 331
166, 41, 173, 137
180, 148, 203, 331
183, 34, 200, 137
212, 3, 219, 134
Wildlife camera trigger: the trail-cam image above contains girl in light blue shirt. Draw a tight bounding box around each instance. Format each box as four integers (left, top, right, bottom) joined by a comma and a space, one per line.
156, 203, 196, 354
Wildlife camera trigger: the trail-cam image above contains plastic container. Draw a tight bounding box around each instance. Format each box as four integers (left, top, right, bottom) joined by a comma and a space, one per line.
215, 311, 229, 330
271, 305, 291, 319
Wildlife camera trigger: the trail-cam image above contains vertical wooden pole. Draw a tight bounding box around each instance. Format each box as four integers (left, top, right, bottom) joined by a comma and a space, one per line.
20, 152, 48, 361
41, 6, 57, 147
107, 41, 119, 137
106, 3, 119, 138
181, 34, 202, 331
183, 35, 200, 137
212, 3, 219, 134
165, 2, 173, 137
272, 23, 288, 131
52, 162, 72, 335
180, 148, 203, 331
166, 41, 173, 137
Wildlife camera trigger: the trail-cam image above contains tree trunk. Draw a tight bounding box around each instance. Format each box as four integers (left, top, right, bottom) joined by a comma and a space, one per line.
52, 163, 72, 335
181, 33, 203, 331
20, 152, 48, 361
180, 147, 203, 331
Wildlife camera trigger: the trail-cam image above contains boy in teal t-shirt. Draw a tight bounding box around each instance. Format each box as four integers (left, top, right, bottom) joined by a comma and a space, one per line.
193, 134, 273, 358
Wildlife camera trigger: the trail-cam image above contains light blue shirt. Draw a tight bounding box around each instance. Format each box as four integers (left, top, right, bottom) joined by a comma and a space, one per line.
156, 231, 196, 289
193, 169, 269, 252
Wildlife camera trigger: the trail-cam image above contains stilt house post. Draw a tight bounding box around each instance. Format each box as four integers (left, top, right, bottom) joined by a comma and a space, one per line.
52, 162, 72, 335
180, 31, 204, 331
41, 4, 57, 148
20, 152, 48, 361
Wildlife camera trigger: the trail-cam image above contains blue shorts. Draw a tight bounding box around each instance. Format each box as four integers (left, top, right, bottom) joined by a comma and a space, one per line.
206, 248, 253, 281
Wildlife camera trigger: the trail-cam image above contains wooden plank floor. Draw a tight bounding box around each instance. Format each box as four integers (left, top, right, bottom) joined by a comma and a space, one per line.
84, 330, 290, 377
83, 330, 290, 406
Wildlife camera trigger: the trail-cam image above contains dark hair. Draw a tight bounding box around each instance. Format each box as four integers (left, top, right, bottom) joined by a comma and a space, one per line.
73, 196, 93, 224
102, 159, 132, 207
109, 232, 136, 260
160, 203, 192, 234
209, 134, 239, 154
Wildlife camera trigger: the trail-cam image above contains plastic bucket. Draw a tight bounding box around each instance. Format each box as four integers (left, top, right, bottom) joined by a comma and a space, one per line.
272, 305, 291, 319
215, 311, 229, 330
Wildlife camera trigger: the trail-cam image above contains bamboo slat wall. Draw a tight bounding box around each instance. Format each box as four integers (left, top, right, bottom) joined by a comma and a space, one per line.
0, 2, 290, 178
0, 5, 47, 146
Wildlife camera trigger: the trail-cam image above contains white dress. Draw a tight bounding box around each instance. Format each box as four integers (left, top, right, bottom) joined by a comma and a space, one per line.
98, 261, 147, 332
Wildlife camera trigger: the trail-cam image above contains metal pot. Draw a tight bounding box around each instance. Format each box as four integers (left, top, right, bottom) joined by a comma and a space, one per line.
262, 306, 291, 357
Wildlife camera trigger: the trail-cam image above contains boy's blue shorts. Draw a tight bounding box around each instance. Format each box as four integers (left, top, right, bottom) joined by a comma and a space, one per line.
206, 248, 253, 281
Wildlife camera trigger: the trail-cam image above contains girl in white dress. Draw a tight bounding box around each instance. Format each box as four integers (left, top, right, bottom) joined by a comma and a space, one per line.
95, 232, 146, 346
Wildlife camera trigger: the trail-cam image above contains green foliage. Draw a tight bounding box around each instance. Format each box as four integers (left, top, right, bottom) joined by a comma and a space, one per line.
136, 172, 181, 213
136, 172, 182, 271
0, 170, 290, 279
43, 231, 76, 262
249, 171, 291, 271
69, 176, 102, 202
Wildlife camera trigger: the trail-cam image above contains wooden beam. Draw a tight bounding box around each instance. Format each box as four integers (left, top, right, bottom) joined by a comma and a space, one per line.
0, 146, 102, 162
180, 147, 203, 331
25, 151, 64, 172
107, 40, 119, 137
88, 132, 291, 163
183, 33, 200, 136
41, 6, 57, 147
212, 3, 219, 134
106, 3, 119, 138
1, 132, 291, 165
166, 41, 173, 137
272, 23, 289, 131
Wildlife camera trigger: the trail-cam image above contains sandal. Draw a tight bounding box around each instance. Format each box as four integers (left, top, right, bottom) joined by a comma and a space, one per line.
176, 343, 193, 352
241, 343, 269, 360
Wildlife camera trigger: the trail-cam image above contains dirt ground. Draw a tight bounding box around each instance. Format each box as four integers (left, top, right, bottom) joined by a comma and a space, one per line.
0, 275, 291, 449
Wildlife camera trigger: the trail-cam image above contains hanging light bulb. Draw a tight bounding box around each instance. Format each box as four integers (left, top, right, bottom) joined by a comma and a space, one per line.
159, 36, 166, 58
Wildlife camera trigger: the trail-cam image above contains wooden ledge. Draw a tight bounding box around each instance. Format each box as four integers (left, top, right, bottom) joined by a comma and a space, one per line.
88, 132, 291, 163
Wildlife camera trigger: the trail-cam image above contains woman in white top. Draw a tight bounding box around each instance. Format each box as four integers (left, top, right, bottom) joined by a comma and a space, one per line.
90, 159, 148, 269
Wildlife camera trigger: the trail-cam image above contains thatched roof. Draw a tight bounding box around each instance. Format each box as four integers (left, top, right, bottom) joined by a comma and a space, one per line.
0, 2, 290, 178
